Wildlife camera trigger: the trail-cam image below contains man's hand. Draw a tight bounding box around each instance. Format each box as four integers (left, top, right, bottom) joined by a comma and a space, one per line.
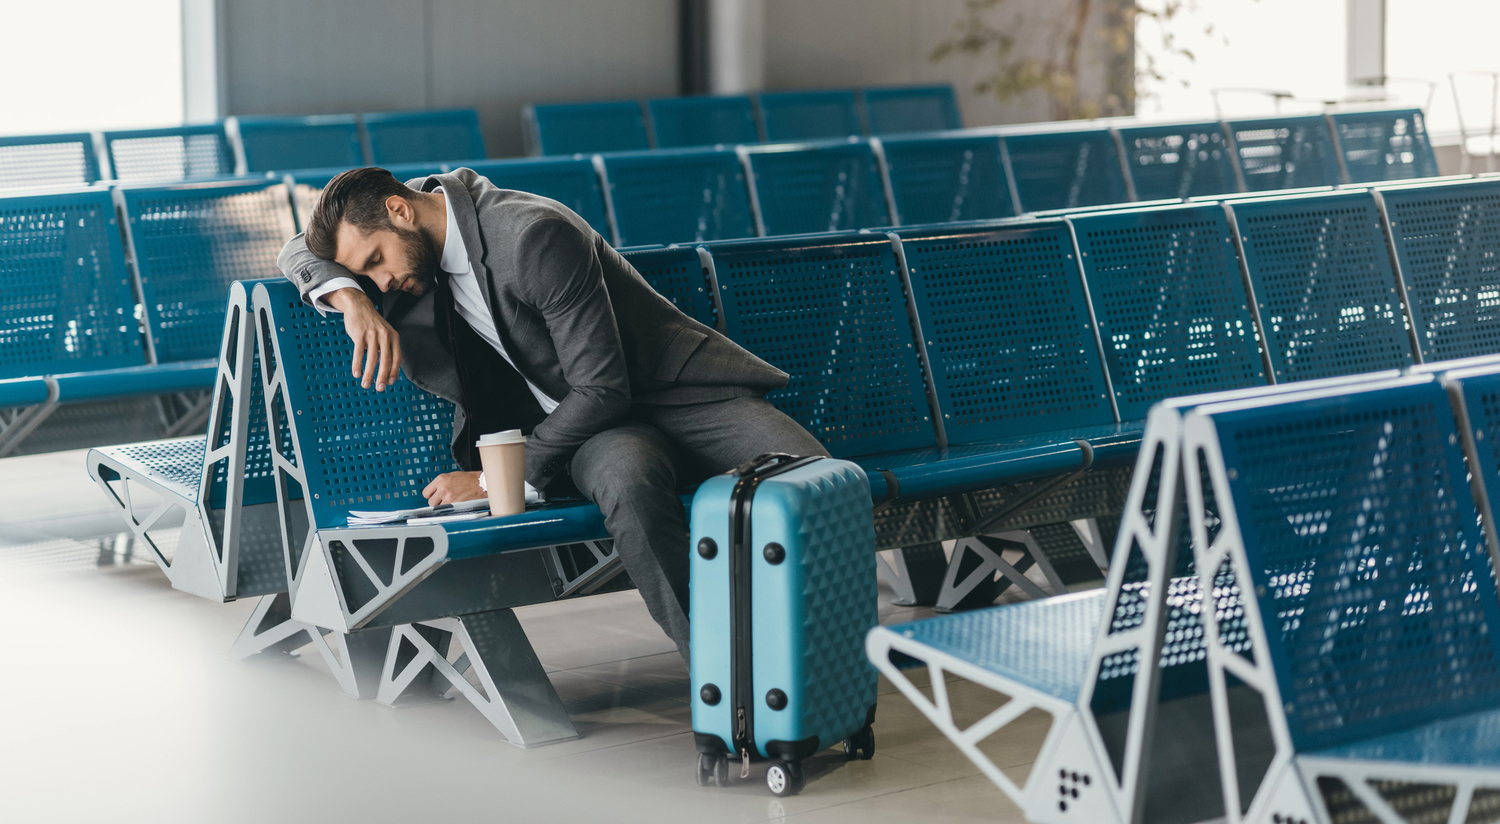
328, 287, 402, 391
423, 471, 483, 507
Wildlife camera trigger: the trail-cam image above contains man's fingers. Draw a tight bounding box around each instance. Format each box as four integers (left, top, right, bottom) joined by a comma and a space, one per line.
375, 331, 390, 391
360, 331, 379, 389
384, 334, 403, 388
350, 331, 366, 381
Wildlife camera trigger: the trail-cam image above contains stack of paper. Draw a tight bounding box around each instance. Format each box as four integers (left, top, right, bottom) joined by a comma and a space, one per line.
346, 497, 490, 526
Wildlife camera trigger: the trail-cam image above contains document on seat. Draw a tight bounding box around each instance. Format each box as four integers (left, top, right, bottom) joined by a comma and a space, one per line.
346, 497, 490, 526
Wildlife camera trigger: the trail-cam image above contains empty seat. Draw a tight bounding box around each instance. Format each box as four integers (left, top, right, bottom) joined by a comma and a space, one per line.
0, 132, 101, 191
758, 89, 862, 142
879, 133, 1016, 224
648, 95, 760, 149
101, 124, 236, 182
600, 149, 756, 247
862, 85, 963, 135
1227, 114, 1342, 191
1004, 129, 1131, 213
231, 114, 366, 173
1331, 107, 1440, 183
453, 158, 611, 240
741, 140, 889, 235
362, 108, 486, 165
523, 101, 650, 156
619, 246, 718, 329
1116, 121, 1240, 200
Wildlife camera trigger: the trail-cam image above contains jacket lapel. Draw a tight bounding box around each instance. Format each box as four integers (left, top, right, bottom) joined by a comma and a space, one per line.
422, 173, 493, 317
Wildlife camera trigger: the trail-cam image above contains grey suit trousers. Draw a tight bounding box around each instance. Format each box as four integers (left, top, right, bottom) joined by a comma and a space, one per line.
569, 396, 829, 665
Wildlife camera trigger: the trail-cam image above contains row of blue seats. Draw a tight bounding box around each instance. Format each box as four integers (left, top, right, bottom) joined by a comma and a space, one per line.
524, 85, 962, 155
0, 109, 484, 191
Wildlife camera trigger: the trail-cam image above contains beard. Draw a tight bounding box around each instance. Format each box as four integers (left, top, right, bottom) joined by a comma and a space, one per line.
392, 224, 441, 296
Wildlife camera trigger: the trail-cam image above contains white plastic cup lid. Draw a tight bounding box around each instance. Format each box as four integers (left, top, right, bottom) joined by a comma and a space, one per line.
476, 429, 525, 447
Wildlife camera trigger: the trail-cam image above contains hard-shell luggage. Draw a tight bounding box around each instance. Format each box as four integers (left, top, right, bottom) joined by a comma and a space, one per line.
689, 453, 878, 797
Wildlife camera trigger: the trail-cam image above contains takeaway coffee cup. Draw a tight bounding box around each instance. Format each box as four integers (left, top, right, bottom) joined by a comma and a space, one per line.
477, 429, 526, 517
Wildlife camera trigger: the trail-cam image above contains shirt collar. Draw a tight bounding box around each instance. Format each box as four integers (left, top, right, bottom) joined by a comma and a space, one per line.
435, 185, 468, 275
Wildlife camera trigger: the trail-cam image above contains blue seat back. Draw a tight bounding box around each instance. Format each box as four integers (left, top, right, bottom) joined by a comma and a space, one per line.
601, 149, 757, 247
0, 132, 101, 190
648, 96, 760, 149
254, 279, 457, 530
232, 115, 366, 173
1117, 122, 1239, 200
102, 124, 235, 182
758, 90, 862, 141
1331, 108, 1439, 183
879, 133, 1016, 225
705, 235, 935, 458
119, 180, 297, 362
1379, 178, 1500, 361
285, 164, 443, 232
363, 109, 486, 165
897, 222, 1114, 441
1004, 130, 1130, 213
1229, 192, 1414, 382
743, 141, 889, 236
207, 279, 285, 515
1071, 204, 1266, 420
620, 246, 718, 329
524, 101, 651, 156
1227, 115, 1342, 191
862, 85, 963, 134
0, 188, 143, 379
455, 158, 611, 240
1204, 379, 1500, 751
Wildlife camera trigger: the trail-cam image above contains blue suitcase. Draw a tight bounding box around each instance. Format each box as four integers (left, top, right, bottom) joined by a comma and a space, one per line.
689, 453, 878, 796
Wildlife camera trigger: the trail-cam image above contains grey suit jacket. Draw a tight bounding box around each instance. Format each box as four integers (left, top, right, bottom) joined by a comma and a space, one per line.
276, 168, 788, 490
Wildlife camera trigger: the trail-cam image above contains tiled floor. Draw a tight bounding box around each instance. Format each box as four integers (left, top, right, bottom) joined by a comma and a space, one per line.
0, 448, 1060, 824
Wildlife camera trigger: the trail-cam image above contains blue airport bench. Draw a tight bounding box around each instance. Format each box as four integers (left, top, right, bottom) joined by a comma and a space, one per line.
100, 123, 236, 182
0, 132, 101, 191
230, 114, 367, 174
116, 178, 297, 363
619, 245, 719, 329
758, 89, 862, 142
1116, 121, 1242, 200
648, 95, 761, 149
282, 164, 446, 231
1227, 189, 1416, 382
450, 157, 612, 240
362, 108, 486, 165
599, 148, 757, 247
522, 100, 651, 157
739, 139, 892, 236
862, 84, 964, 135
1227, 114, 1343, 191
1378, 176, 1500, 362
1331, 107, 1439, 183
1004, 128, 1132, 213
877, 132, 1017, 225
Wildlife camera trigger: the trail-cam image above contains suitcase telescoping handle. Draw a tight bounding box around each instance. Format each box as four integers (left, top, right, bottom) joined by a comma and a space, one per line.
730, 452, 819, 479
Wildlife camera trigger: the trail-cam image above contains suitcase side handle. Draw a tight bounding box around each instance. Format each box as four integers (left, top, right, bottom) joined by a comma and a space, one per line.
729, 452, 819, 478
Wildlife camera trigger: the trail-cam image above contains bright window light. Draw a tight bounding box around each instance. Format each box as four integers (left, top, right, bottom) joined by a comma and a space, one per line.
0, 0, 182, 136
1387, 1, 1500, 141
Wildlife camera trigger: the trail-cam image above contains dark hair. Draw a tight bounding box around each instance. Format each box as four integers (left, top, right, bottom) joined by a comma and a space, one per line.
305, 167, 416, 260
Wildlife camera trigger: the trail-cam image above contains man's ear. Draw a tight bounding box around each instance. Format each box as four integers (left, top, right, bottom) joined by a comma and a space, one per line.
385, 194, 416, 228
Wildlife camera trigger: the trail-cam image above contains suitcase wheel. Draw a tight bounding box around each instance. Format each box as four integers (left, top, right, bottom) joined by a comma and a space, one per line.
697, 752, 731, 788
766, 760, 804, 797
844, 725, 875, 761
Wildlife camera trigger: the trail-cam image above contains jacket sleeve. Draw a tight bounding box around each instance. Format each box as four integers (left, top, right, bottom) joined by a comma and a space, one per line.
277, 232, 364, 305
513, 218, 632, 489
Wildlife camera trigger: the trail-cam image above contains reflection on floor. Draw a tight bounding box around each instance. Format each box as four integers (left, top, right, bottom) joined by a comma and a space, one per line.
0, 448, 1070, 824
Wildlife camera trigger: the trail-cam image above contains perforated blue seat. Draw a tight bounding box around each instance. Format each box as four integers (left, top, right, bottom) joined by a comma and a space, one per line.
101, 124, 236, 182
1004, 129, 1131, 213
758, 90, 862, 142
879, 133, 1016, 225
453, 158, 611, 240
231, 115, 366, 173
862, 85, 963, 135
362, 109, 486, 165
619, 246, 717, 329
1070, 204, 1267, 419
1117, 121, 1240, 200
0, 132, 101, 191
118, 179, 297, 363
283, 164, 444, 232
600, 149, 757, 247
523, 101, 650, 156
742, 140, 890, 235
1331, 108, 1439, 183
1379, 177, 1500, 361
1227, 115, 1342, 191
648, 95, 760, 149
1229, 191, 1414, 382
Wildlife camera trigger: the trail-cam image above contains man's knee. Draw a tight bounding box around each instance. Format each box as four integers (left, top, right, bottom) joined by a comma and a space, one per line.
571, 423, 680, 508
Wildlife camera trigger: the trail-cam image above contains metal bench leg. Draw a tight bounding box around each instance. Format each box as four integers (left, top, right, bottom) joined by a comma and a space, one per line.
229, 593, 390, 699
542, 540, 624, 598
934, 531, 1068, 612
158, 390, 214, 439
376, 609, 578, 748
0, 380, 60, 458
1070, 518, 1111, 571
878, 543, 949, 606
